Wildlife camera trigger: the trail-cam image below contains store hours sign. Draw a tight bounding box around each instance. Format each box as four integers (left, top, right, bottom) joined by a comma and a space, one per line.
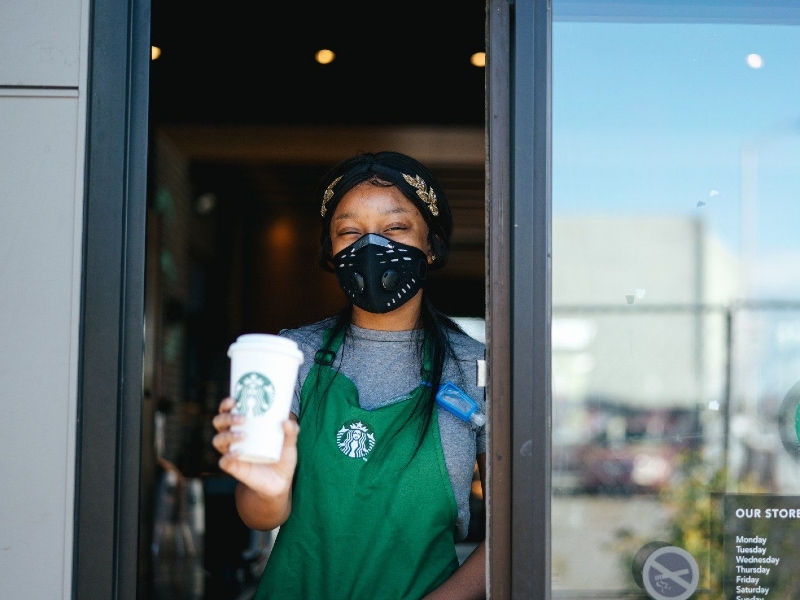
724, 495, 800, 600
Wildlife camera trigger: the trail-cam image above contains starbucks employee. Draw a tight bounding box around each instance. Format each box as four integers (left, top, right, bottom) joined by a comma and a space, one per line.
213, 151, 486, 600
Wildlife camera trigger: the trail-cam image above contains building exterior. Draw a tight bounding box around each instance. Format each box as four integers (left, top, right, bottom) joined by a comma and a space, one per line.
553, 216, 739, 410
3, 1, 800, 599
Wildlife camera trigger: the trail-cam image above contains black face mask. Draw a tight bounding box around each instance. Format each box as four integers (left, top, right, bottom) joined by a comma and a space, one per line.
333, 234, 428, 314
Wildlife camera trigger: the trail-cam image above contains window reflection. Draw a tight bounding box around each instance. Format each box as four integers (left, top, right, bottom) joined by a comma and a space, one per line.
552, 2, 800, 595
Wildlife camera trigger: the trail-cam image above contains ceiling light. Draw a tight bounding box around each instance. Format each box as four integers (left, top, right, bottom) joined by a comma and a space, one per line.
746, 53, 763, 69
315, 49, 336, 65
470, 52, 486, 68
151, 46, 162, 61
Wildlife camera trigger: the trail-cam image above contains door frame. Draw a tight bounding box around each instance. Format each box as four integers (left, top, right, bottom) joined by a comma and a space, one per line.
487, 0, 552, 597
74, 0, 554, 598
72, 0, 150, 598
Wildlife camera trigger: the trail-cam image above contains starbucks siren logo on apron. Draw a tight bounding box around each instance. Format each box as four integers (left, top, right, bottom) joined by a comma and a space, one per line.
233, 372, 275, 417
336, 420, 376, 460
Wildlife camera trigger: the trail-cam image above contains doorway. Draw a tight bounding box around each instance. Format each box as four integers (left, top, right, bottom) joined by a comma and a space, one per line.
143, 3, 487, 597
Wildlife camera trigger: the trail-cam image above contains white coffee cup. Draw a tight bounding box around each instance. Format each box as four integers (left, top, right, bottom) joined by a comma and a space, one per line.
227, 333, 304, 463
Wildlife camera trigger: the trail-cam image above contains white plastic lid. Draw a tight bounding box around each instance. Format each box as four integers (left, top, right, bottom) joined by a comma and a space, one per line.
227, 333, 304, 362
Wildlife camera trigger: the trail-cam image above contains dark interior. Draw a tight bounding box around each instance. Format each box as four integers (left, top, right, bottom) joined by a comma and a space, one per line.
149, 1, 487, 127
144, 3, 487, 598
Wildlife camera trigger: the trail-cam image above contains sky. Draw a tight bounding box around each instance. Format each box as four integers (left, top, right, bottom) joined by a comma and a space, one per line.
552, 17, 800, 298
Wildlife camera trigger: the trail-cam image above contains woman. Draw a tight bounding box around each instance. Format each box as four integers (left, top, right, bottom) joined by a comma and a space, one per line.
213, 151, 486, 599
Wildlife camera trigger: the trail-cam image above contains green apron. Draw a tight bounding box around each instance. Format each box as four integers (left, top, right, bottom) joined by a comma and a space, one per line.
255, 329, 460, 600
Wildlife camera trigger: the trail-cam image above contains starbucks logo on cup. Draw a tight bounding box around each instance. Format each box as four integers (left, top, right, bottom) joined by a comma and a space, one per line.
233, 372, 275, 417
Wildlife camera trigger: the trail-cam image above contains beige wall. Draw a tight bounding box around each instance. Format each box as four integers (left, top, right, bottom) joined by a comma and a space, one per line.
0, 1, 89, 597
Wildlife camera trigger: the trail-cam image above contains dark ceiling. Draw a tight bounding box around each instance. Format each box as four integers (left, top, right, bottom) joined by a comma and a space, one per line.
149, 1, 487, 127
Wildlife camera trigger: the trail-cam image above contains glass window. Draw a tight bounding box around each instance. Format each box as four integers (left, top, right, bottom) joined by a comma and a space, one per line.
552, 2, 800, 597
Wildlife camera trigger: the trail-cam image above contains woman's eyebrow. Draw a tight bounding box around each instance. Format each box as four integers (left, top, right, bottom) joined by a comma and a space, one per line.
382, 206, 412, 215
333, 211, 356, 221
333, 206, 412, 221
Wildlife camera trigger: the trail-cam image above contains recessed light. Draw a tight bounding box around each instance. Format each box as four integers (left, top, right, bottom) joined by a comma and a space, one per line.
315, 49, 336, 65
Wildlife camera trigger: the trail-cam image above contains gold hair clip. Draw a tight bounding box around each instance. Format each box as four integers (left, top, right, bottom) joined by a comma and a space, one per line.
321, 176, 343, 217
402, 174, 439, 216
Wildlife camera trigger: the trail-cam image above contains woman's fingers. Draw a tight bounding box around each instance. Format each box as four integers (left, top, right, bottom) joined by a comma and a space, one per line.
211, 396, 245, 454
211, 411, 243, 432
217, 450, 248, 478
211, 428, 243, 454
215, 418, 300, 496
212, 397, 242, 432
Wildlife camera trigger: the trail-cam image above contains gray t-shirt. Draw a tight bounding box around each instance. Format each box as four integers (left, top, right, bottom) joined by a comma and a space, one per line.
280, 317, 486, 541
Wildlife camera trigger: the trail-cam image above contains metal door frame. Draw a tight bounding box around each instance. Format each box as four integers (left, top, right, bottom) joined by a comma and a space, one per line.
487, 0, 552, 597
73, 0, 150, 597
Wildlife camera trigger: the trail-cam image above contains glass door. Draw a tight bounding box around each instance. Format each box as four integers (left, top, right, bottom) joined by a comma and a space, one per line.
551, 2, 800, 597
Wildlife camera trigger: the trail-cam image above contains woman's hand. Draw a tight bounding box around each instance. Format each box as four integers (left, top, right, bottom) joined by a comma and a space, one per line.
212, 397, 299, 529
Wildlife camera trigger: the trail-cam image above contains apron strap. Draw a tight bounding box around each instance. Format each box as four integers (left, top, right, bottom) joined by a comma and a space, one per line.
314, 326, 346, 366
314, 349, 337, 366
421, 338, 433, 385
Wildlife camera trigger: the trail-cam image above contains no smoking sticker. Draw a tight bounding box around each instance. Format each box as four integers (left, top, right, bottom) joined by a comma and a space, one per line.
642, 546, 699, 600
